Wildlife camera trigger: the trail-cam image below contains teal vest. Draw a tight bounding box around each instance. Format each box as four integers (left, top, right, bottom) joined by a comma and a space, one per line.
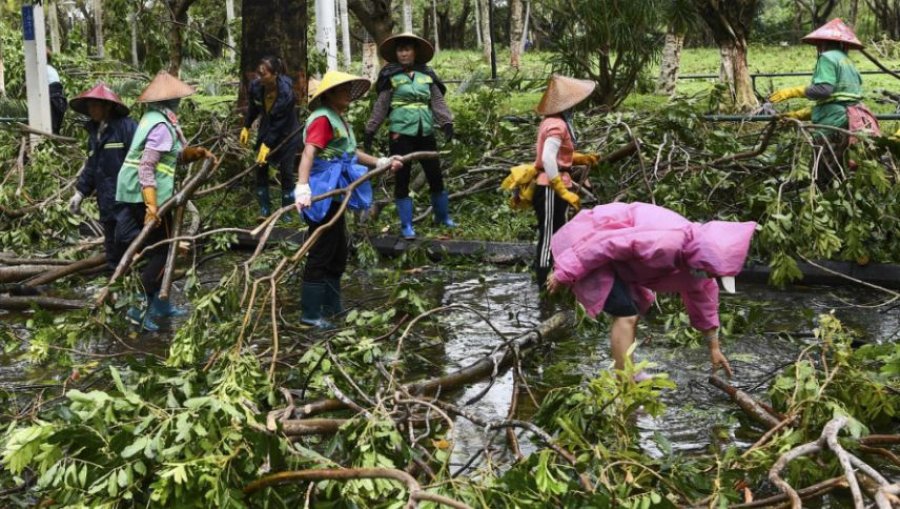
304, 107, 356, 160
115, 109, 182, 203
811, 50, 863, 128
388, 71, 434, 137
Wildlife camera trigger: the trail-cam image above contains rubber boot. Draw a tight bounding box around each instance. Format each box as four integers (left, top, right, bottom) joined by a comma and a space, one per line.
323, 276, 343, 319
127, 297, 160, 333
300, 281, 333, 329
281, 191, 295, 223
430, 191, 456, 227
256, 186, 271, 218
148, 291, 188, 319
395, 197, 416, 240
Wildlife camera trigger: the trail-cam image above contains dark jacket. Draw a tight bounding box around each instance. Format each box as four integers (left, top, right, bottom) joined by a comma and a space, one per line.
245, 74, 301, 150
75, 115, 138, 221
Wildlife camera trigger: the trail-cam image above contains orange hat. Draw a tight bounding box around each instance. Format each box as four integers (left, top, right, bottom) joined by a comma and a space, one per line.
802, 18, 863, 49
378, 33, 435, 64
70, 82, 129, 117
137, 71, 195, 103
535, 75, 596, 116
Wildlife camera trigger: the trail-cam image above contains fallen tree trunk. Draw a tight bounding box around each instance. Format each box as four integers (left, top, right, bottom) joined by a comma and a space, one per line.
0, 265, 56, 284
709, 375, 783, 429
23, 254, 106, 288
0, 296, 88, 310
287, 311, 573, 420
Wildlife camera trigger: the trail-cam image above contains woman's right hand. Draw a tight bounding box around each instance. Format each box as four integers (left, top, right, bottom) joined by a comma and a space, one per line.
294, 182, 312, 211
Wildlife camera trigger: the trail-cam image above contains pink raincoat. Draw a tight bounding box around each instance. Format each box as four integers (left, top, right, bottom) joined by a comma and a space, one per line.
551, 202, 757, 331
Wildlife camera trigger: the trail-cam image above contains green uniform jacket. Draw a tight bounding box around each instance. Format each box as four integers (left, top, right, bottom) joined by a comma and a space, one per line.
303, 107, 357, 160
115, 109, 183, 203
811, 49, 863, 128
389, 71, 435, 137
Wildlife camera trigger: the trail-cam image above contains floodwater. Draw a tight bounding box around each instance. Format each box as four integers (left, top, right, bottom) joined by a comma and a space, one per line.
2, 263, 898, 487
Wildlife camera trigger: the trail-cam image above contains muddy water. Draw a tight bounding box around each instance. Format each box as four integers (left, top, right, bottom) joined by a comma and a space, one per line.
427, 271, 899, 466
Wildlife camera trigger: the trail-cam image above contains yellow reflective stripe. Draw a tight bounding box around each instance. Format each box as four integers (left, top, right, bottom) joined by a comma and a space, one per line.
104, 143, 125, 149
156, 163, 175, 176
392, 102, 429, 109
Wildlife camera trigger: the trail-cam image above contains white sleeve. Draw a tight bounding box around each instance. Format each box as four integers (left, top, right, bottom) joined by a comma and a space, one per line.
541, 137, 562, 180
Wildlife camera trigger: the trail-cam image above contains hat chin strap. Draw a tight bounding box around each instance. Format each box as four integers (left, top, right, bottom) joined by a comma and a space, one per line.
720, 276, 736, 294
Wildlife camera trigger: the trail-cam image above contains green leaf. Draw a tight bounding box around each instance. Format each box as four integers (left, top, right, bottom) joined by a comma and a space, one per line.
121, 436, 149, 459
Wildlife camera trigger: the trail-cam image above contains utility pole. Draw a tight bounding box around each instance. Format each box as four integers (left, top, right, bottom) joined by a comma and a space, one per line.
22, 3, 52, 143
488, 0, 496, 81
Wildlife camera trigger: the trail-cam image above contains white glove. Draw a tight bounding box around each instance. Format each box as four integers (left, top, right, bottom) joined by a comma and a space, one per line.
376, 157, 391, 169
68, 191, 84, 215
294, 182, 312, 210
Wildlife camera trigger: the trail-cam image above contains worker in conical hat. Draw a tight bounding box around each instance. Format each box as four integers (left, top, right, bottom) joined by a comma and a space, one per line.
294, 70, 402, 328
68, 83, 137, 270
114, 71, 217, 332
769, 19, 880, 185
364, 33, 455, 240
531, 74, 601, 290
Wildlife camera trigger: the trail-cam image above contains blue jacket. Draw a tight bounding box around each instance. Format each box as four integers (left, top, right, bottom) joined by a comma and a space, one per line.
245, 75, 301, 150
75, 115, 138, 221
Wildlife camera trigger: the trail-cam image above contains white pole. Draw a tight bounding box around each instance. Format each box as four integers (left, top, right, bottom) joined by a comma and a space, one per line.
520, 0, 530, 51
402, 0, 413, 32
323, 0, 338, 70
225, 0, 236, 63
93, 0, 104, 58
22, 4, 52, 142
339, 0, 351, 68
47, 0, 61, 54
314, 0, 326, 52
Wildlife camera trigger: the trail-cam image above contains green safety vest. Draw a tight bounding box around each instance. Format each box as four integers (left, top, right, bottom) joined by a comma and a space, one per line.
304, 107, 357, 160
388, 71, 434, 137
115, 109, 182, 203
811, 49, 863, 128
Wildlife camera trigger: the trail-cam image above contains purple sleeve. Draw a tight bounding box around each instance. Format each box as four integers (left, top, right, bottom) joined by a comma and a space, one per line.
145, 123, 174, 152
138, 149, 164, 188
430, 84, 453, 126
365, 90, 392, 133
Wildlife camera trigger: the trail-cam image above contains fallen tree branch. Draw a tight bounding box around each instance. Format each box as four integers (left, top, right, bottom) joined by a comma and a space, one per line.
708, 375, 783, 429
23, 254, 106, 288
243, 467, 473, 509
0, 296, 88, 311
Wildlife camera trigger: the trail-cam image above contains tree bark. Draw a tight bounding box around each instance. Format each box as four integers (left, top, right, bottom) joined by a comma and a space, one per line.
865, 0, 900, 40
130, 6, 140, 67
47, 1, 61, 54
474, 0, 483, 47
93, 0, 104, 58
509, 0, 524, 69
848, 0, 859, 27
402, 0, 414, 32
347, 0, 395, 44
225, 0, 236, 63
656, 27, 685, 96
166, 0, 196, 76
319, 0, 338, 70
239, 0, 308, 109
0, 26, 6, 99
432, 0, 440, 51
339, 0, 352, 67
478, 0, 493, 62
434, 0, 472, 50
695, 0, 760, 112
361, 31, 379, 82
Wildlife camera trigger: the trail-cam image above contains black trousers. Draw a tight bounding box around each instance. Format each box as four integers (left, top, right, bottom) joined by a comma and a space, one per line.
102, 219, 124, 270
114, 203, 171, 296
389, 134, 443, 198
532, 186, 569, 287
49, 83, 66, 135
303, 202, 347, 282
255, 139, 299, 196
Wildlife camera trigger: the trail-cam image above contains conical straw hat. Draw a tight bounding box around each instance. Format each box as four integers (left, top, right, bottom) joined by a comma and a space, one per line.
535, 75, 597, 116
307, 78, 322, 103
802, 18, 863, 49
136, 71, 195, 103
378, 33, 435, 64
70, 82, 129, 117
308, 71, 371, 109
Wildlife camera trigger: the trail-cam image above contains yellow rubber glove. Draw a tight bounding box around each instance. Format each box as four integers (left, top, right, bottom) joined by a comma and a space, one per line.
572, 152, 600, 166
781, 107, 812, 121
891, 128, 900, 141
769, 86, 807, 103
548, 176, 580, 210
256, 144, 271, 164
141, 187, 159, 226
239, 127, 250, 146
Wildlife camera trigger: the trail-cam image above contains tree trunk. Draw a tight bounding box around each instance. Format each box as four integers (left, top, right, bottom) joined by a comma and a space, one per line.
347, 0, 395, 44
240, 0, 308, 109
509, 0, 523, 69
848, 0, 859, 27
47, 1, 61, 54
479, 0, 492, 62
0, 34, 5, 99
93, 0, 104, 58
695, 0, 760, 112
434, 0, 472, 50
130, 6, 140, 67
225, 0, 236, 63
402, 0, 414, 32
361, 31, 378, 82
339, 0, 351, 67
520, 1, 530, 51
656, 28, 685, 96
318, 0, 338, 70
166, 0, 193, 76
432, 0, 440, 51
474, 0, 483, 47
